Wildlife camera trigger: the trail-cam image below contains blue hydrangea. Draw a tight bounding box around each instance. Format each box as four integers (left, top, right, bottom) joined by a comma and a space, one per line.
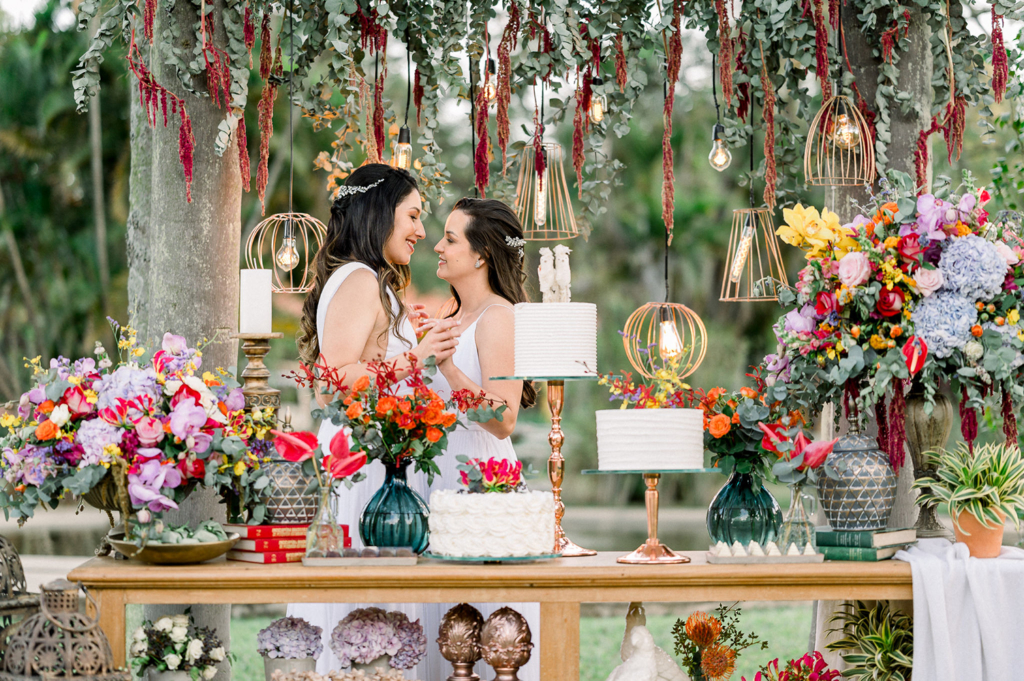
257, 616, 323, 659
93, 365, 162, 411
939, 234, 1008, 301
911, 292, 977, 359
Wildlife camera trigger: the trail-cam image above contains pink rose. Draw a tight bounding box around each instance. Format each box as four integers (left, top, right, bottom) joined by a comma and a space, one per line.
914, 267, 944, 297
135, 416, 166, 447
837, 252, 871, 288
995, 241, 1019, 266
63, 386, 92, 416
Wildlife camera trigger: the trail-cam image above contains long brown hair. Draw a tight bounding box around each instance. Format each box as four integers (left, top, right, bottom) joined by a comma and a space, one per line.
448, 197, 536, 409
297, 164, 419, 366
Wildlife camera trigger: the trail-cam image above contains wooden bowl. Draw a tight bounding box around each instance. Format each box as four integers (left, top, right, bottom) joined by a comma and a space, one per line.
107, 532, 239, 565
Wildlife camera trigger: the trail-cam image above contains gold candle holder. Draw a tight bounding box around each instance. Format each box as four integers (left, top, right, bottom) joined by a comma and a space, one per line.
545, 380, 596, 557
437, 603, 485, 680
231, 332, 284, 412
617, 473, 689, 564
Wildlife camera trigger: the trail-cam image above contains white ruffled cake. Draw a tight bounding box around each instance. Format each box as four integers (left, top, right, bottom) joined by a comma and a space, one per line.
428, 490, 556, 557
514, 302, 597, 377
596, 408, 705, 470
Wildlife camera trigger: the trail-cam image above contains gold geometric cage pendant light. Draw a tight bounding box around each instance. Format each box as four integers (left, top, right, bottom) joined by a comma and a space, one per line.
720, 208, 788, 302
514, 141, 579, 241
804, 94, 876, 187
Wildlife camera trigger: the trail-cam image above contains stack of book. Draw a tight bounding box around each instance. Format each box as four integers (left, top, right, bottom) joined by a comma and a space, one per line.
815, 526, 917, 561
223, 524, 352, 563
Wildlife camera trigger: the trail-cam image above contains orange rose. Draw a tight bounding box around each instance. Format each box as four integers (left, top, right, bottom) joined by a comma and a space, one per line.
971, 325, 984, 338
352, 375, 371, 393
426, 427, 443, 443
731, 412, 741, 424
397, 398, 412, 414
376, 396, 398, 414
708, 414, 731, 439
422, 408, 443, 426
346, 402, 363, 420
739, 387, 758, 400
441, 412, 458, 427
34, 420, 59, 441
726, 399, 738, 410
37, 400, 55, 415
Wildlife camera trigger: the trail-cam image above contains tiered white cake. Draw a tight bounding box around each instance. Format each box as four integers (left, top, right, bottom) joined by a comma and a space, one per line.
427, 490, 555, 557
514, 302, 597, 377
596, 408, 705, 470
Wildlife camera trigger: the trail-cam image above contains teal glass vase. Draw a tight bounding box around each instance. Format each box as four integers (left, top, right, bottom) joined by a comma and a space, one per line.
359, 460, 430, 554
706, 471, 782, 546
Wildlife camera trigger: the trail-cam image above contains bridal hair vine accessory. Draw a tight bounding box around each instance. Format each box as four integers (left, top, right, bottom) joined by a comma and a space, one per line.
505, 236, 526, 261
335, 178, 384, 201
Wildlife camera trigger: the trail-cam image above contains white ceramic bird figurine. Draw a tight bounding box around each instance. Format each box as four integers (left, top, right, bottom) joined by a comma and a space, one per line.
553, 244, 572, 303
538, 247, 556, 303
607, 626, 659, 681
616, 603, 687, 681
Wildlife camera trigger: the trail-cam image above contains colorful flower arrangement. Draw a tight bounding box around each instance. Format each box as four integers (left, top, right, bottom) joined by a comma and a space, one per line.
257, 616, 324, 660
747, 651, 841, 681
766, 172, 1024, 460
671, 604, 768, 681
0, 321, 268, 542
597, 367, 695, 409
329, 607, 427, 670
455, 455, 523, 493
130, 611, 225, 680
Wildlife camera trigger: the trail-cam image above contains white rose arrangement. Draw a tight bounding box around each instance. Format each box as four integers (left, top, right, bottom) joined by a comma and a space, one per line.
129, 610, 225, 679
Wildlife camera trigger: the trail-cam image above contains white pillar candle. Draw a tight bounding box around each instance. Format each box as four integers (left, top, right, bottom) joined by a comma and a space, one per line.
239, 269, 273, 334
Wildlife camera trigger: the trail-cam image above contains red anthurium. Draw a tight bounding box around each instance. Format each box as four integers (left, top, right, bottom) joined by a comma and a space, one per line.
324, 429, 366, 479
758, 422, 787, 455
793, 432, 838, 470
902, 335, 928, 376
270, 429, 319, 462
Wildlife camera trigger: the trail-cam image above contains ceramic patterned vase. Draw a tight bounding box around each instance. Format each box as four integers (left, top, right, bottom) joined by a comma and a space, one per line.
263, 456, 318, 525
706, 472, 782, 546
817, 433, 897, 531
359, 461, 430, 554
264, 656, 317, 681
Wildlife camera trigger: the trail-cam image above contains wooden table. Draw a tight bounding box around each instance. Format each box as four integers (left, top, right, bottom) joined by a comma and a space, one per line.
68, 551, 912, 679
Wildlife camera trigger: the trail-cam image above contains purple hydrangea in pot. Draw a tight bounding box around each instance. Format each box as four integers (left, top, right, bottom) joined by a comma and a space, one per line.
330, 607, 427, 672
256, 616, 322, 680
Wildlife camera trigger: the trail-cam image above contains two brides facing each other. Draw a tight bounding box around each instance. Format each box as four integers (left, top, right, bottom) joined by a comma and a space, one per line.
286, 163, 540, 681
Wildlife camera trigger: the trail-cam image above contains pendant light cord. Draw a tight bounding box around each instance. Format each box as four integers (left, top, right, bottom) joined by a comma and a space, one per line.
712, 53, 721, 125
664, 66, 670, 303
404, 30, 411, 126
288, 1, 294, 216
470, 53, 477, 197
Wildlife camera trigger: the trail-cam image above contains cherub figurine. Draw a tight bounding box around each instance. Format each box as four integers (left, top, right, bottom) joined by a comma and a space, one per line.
607, 603, 686, 681
553, 244, 572, 303
538, 247, 557, 303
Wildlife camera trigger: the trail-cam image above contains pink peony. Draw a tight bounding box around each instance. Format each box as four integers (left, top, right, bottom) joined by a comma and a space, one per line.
837, 251, 871, 288
914, 267, 944, 297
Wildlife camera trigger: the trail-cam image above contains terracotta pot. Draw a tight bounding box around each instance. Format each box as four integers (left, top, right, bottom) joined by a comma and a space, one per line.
954, 510, 1006, 558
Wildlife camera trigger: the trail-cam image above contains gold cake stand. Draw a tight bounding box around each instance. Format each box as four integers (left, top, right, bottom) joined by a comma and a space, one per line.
582, 468, 717, 564
493, 376, 600, 557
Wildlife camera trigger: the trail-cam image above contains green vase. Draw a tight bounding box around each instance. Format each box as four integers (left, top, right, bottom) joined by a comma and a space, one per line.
359, 461, 430, 554
706, 471, 782, 546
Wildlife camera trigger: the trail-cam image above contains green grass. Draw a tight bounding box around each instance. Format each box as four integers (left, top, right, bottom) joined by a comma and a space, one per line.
229, 603, 812, 680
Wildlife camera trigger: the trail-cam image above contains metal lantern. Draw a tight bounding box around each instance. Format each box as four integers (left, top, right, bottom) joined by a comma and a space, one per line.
244, 212, 327, 293
0, 536, 38, 666
513, 143, 579, 241
1, 579, 128, 680
804, 95, 876, 187
720, 208, 789, 302
623, 302, 708, 380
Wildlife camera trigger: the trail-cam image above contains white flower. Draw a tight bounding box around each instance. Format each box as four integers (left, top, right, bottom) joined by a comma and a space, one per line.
164, 653, 182, 670
171, 614, 190, 628
186, 638, 205, 664
130, 640, 148, 657
202, 665, 218, 679
965, 340, 985, 362
99, 358, 112, 369
169, 626, 189, 644
154, 617, 174, 632
995, 241, 1020, 266
132, 627, 147, 642
209, 647, 225, 662
48, 404, 71, 428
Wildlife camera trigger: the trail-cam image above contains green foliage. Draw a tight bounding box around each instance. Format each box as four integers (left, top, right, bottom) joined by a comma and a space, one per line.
826, 601, 914, 681
914, 441, 1024, 535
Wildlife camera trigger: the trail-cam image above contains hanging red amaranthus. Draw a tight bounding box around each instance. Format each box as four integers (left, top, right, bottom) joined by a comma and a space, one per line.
614, 34, 627, 92
359, 72, 380, 164
887, 381, 907, 470
761, 62, 777, 211
201, 12, 232, 110
662, 0, 684, 246
372, 54, 387, 161
259, 11, 272, 81
126, 31, 194, 202
238, 116, 251, 193
735, 32, 750, 122
943, 95, 966, 162
572, 78, 585, 198
243, 4, 256, 67
413, 67, 424, 126
474, 82, 490, 197
257, 46, 282, 215
527, 12, 554, 81
580, 67, 594, 132
840, 27, 877, 143
1002, 388, 1018, 446
810, 0, 832, 102
355, 4, 388, 54
144, 0, 156, 43
914, 115, 943, 191
881, 11, 911, 64
874, 400, 889, 455
960, 385, 979, 452
532, 107, 546, 188
992, 7, 1008, 103
828, 0, 839, 28
496, 2, 520, 172
713, 0, 733, 108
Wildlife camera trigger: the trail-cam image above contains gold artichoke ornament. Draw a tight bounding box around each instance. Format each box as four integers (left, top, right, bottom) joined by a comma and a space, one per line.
437, 603, 485, 680
480, 607, 533, 681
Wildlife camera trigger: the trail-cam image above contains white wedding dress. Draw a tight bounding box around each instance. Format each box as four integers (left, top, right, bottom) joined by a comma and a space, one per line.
288, 270, 540, 681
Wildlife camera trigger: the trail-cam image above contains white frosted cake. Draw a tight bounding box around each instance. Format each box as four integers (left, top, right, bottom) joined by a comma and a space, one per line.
514, 302, 597, 377
428, 490, 556, 557
596, 408, 705, 470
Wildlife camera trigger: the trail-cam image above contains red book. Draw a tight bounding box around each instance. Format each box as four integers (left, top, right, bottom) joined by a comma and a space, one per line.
226, 549, 305, 564
234, 538, 307, 552
224, 523, 350, 539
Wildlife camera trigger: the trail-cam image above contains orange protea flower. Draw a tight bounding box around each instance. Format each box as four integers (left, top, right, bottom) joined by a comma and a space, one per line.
684, 612, 722, 647
739, 387, 758, 400
709, 414, 731, 438
700, 643, 737, 681
376, 396, 398, 414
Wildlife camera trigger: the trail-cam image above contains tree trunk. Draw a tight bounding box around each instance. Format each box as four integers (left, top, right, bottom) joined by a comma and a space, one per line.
89, 16, 111, 332
128, 2, 242, 677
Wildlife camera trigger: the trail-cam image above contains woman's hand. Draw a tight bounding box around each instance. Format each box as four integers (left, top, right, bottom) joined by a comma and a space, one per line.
411, 318, 461, 365
407, 303, 430, 335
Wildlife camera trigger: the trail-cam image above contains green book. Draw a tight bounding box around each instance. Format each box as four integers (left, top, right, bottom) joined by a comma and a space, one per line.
815, 526, 916, 548
820, 545, 905, 562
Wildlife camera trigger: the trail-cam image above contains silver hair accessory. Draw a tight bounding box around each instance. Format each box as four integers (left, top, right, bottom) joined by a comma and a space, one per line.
335, 177, 384, 201
505, 236, 526, 261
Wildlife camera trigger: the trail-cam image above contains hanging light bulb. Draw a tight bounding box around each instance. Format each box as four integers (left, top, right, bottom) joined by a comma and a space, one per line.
394, 125, 413, 170
275, 230, 300, 271
658, 306, 686, 363
832, 112, 862, 151
534, 149, 548, 227
483, 58, 498, 103
589, 76, 607, 124
708, 124, 732, 171
728, 213, 755, 284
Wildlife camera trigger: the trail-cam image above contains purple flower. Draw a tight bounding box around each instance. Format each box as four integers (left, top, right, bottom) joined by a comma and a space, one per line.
94, 366, 162, 411
224, 389, 245, 413
27, 387, 45, 405
257, 617, 323, 659
77, 419, 124, 466
844, 215, 872, 235
784, 306, 817, 334
914, 195, 950, 241
162, 333, 189, 355
169, 400, 207, 440
23, 462, 46, 487
127, 459, 182, 512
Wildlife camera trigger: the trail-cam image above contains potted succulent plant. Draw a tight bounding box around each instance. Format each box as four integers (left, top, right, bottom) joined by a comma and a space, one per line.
826, 600, 913, 681
330, 607, 427, 672
129, 611, 224, 680
914, 442, 1024, 558
256, 616, 322, 680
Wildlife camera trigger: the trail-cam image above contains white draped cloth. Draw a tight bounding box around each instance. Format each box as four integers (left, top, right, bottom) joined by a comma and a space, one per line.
894, 537, 1024, 681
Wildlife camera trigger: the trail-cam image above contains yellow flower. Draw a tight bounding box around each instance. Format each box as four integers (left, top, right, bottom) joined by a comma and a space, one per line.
826, 348, 837, 360
883, 236, 900, 249
869, 334, 888, 350
84, 390, 98, 404
778, 205, 821, 248
233, 460, 246, 476
956, 222, 971, 236
1018, 330, 1024, 342
103, 444, 123, 459
1009, 309, 1020, 325
132, 347, 145, 357
0, 414, 18, 429
836, 339, 845, 353
67, 376, 82, 386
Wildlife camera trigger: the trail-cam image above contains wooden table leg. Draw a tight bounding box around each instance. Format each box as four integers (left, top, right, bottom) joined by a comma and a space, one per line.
89, 589, 127, 668
540, 602, 580, 680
